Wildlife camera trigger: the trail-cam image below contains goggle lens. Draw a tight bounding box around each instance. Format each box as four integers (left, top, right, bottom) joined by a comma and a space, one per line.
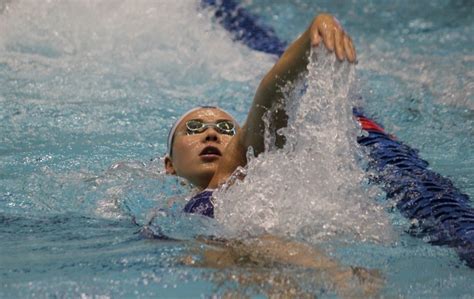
186, 120, 236, 136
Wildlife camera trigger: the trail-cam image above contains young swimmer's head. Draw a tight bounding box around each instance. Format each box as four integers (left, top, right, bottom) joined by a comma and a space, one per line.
165, 106, 238, 189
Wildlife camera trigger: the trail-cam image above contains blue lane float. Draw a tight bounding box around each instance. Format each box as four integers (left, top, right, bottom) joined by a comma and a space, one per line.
201, 0, 474, 267
201, 0, 285, 56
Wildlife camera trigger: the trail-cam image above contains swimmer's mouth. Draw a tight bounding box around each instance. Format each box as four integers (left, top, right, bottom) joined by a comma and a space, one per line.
200, 146, 221, 158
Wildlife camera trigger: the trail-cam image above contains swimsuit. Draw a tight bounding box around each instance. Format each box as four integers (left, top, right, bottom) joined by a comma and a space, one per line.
183, 189, 215, 218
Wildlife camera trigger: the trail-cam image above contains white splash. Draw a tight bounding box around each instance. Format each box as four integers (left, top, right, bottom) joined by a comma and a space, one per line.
215, 47, 393, 244
0, 0, 274, 104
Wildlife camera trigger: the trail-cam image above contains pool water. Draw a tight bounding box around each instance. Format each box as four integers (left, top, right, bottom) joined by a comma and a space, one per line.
1, 0, 473, 297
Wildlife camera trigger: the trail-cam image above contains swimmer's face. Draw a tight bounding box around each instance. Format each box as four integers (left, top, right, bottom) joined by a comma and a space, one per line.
164, 108, 237, 189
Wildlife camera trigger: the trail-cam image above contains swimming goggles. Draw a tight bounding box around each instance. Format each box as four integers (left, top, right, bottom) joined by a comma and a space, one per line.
185, 119, 236, 136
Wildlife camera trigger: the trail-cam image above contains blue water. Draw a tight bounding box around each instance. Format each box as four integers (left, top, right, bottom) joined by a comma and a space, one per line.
1, 0, 473, 298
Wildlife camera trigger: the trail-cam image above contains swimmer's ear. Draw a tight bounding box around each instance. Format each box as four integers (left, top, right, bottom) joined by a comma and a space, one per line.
164, 156, 177, 175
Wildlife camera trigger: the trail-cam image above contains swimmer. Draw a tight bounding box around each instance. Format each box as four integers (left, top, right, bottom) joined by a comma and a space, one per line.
165, 13, 356, 217
162, 13, 382, 297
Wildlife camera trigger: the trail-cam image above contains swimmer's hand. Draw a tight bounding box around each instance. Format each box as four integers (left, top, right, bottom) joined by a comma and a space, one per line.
309, 13, 357, 62
332, 266, 384, 298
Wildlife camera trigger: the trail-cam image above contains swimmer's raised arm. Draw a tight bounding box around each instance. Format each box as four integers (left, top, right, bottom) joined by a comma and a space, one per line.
244, 13, 356, 154
210, 14, 356, 187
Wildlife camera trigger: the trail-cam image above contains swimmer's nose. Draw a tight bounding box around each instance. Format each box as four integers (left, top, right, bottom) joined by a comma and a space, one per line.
203, 127, 219, 143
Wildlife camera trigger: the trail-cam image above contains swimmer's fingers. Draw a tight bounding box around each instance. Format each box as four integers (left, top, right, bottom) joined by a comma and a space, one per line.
352, 267, 385, 297
343, 34, 357, 63
311, 14, 357, 63
334, 267, 384, 298
334, 26, 345, 61
312, 14, 335, 51
310, 27, 322, 47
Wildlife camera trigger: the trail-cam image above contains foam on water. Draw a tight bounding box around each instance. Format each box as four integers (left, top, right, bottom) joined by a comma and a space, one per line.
0, 0, 272, 86
215, 47, 393, 244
